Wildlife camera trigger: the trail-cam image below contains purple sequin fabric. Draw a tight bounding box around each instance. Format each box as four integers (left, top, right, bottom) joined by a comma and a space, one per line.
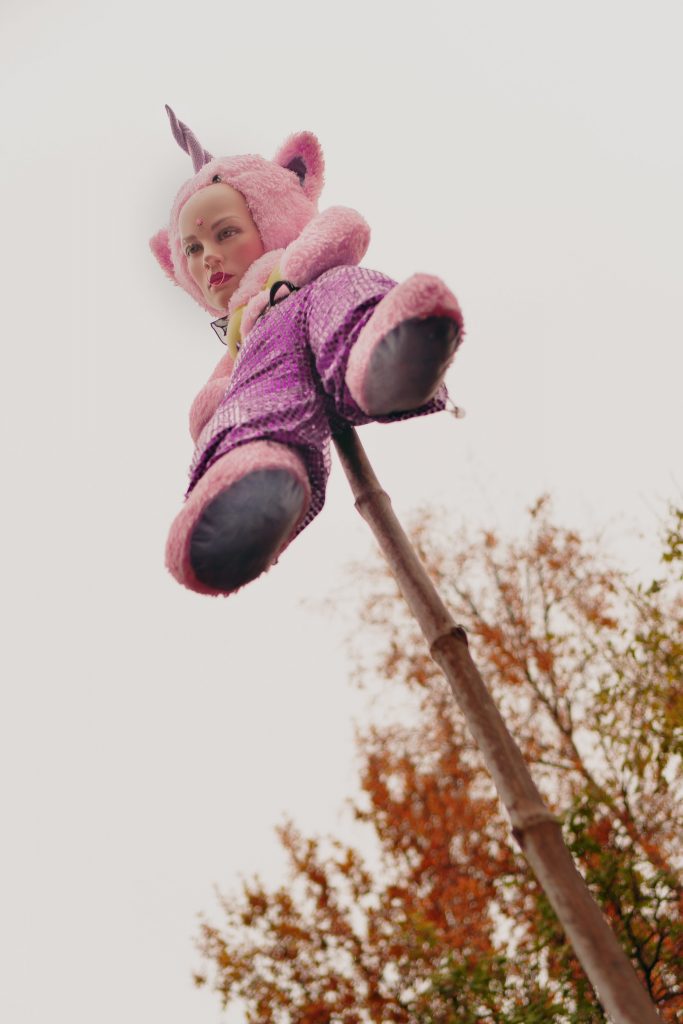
187, 265, 447, 535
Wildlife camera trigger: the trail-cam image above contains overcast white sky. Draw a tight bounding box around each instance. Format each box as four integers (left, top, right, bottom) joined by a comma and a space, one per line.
1, 2, 681, 1022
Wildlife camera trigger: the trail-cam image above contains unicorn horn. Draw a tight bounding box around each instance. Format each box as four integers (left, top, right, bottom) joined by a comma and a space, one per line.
164, 104, 214, 173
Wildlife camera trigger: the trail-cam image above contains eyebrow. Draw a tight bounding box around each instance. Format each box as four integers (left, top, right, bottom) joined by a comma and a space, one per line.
181, 216, 240, 243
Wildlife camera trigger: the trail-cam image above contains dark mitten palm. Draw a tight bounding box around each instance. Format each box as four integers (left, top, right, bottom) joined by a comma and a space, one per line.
189, 470, 307, 591
363, 316, 461, 416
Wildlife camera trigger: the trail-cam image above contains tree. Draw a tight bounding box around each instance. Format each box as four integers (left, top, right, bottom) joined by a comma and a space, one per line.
194, 498, 682, 1022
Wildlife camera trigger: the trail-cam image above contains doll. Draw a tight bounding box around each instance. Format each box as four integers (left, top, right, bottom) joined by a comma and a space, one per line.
150, 106, 464, 597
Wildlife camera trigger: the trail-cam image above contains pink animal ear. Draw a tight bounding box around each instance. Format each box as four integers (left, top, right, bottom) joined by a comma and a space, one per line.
149, 228, 177, 283
273, 131, 325, 203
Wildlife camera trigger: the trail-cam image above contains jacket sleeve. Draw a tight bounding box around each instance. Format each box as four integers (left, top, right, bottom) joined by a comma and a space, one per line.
188, 349, 235, 443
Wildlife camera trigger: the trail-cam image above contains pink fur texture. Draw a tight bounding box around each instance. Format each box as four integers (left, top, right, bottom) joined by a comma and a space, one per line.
189, 378, 231, 443
280, 207, 370, 286
345, 274, 464, 414
165, 441, 311, 597
241, 290, 271, 338
272, 132, 325, 202
207, 348, 236, 383
228, 249, 283, 315
149, 229, 175, 282
188, 348, 236, 442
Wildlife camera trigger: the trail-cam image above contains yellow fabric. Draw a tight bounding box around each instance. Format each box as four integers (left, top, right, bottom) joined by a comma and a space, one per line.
224, 307, 243, 359
224, 265, 283, 359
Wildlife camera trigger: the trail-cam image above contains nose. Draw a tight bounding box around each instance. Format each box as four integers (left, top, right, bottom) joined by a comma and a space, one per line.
203, 239, 224, 266
204, 250, 222, 269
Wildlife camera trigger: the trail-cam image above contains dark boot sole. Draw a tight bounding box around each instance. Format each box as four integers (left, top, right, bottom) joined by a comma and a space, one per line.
363, 315, 461, 416
189, 468, 307, 591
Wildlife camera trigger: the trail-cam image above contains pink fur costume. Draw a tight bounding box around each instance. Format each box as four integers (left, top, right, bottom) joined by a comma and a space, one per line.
150, 107, 464, 597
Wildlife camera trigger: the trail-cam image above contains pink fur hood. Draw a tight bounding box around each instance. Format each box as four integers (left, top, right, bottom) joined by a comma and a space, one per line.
149, 130, 371, 320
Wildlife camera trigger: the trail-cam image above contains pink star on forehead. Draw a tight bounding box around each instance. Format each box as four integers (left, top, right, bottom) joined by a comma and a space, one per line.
196, 217, 204, 226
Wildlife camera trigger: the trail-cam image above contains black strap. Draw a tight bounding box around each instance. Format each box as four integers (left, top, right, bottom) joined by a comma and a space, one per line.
269, 280, 299, 306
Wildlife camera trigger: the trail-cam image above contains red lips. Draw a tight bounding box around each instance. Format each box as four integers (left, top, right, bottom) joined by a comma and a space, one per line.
209, 272, 233, 288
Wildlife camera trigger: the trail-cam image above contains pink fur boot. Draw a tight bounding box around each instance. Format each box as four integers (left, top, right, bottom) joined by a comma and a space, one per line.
344, 273, 464, 416
165, 441, 311, 597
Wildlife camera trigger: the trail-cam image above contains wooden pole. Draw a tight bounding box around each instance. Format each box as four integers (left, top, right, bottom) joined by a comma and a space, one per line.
332, 426, 661, 1024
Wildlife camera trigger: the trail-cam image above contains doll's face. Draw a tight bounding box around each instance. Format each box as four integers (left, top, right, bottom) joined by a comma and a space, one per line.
178, 183, 265, 309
